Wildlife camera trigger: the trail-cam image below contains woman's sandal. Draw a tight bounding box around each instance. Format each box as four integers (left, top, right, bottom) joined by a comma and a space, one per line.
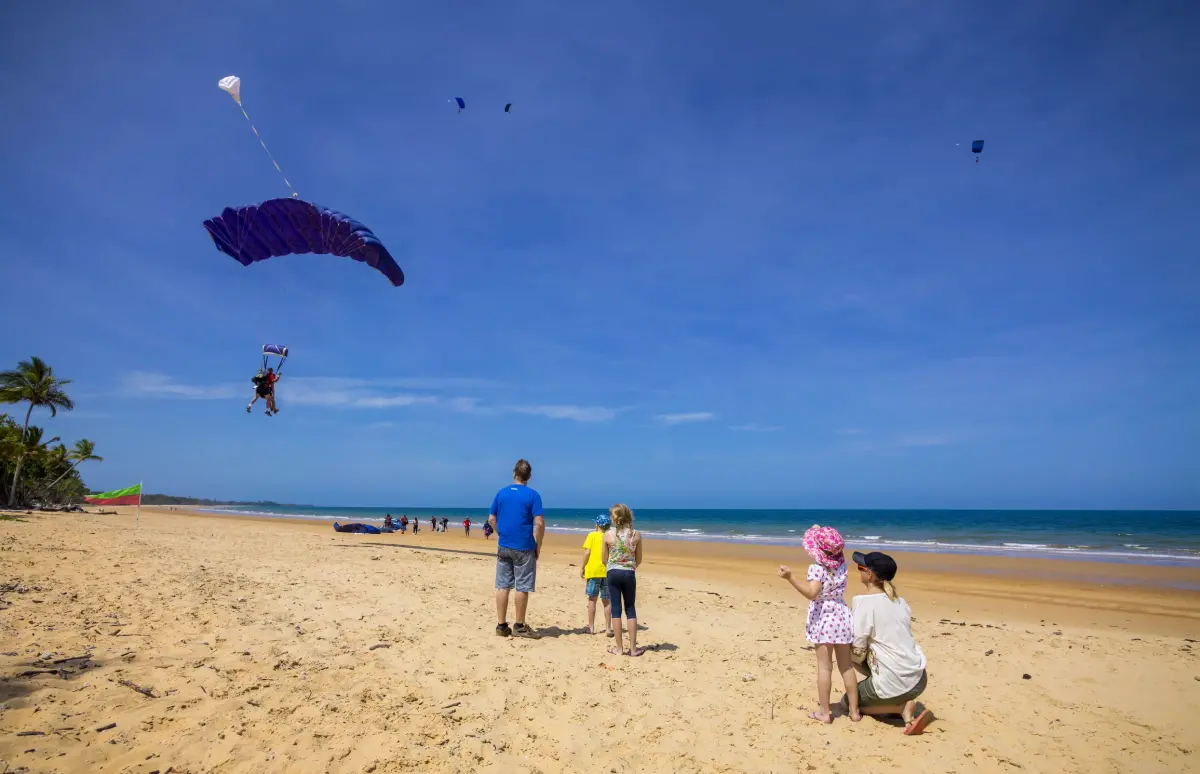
903, 709, 932, 736
808, 711, 833, 724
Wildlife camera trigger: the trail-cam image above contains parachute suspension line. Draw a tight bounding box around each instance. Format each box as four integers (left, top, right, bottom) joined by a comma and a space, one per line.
236, 102, 298, 199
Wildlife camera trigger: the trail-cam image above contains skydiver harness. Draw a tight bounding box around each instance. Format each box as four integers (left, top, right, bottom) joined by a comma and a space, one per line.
252, 346, 288, 398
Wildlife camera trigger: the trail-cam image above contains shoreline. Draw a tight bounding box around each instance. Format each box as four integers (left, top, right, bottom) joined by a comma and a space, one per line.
169, 504, 1200, 568
2, 505, 1198, 771
150, 506, 1200, 613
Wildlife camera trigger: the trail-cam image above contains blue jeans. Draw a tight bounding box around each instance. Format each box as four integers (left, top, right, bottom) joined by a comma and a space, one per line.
607, 569, 637, 619
495, 546, 537, 592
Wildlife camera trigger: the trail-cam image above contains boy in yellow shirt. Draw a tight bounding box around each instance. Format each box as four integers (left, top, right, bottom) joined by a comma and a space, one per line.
581, 514, 614, 636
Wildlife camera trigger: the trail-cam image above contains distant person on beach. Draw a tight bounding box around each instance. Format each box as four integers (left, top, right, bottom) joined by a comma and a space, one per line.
778, 524, 860, 724
582, 512, 613, 637
441, 516, 449, 533
384, 514, 395, 530
845, 550, 932, 735
602, 504, 643, 656
399, 515, 408, 533
463, 518, 471, 537
482, 522, 493, 540
488, 459, 544, 639
430, 516, 437, 533
412, 517, 419, 534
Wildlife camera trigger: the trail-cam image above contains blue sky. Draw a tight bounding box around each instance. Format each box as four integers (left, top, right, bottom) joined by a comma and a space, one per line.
1, 1, 1197, 509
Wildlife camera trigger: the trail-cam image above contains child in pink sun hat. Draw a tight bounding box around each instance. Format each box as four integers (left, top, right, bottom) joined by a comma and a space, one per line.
778, 524, 860, 724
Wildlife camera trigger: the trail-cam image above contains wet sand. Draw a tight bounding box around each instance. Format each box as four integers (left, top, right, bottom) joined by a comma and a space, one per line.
1, 506, 1197, 772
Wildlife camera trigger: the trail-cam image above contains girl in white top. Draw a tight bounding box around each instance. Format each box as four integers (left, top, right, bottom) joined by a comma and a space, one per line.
848, 550, 933, 735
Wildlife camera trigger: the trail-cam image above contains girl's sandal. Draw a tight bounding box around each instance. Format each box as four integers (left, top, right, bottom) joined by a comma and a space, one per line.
808, 711, 833, 724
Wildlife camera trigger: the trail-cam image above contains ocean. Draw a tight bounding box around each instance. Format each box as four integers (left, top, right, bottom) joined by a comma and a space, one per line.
197, 505, 1200, 566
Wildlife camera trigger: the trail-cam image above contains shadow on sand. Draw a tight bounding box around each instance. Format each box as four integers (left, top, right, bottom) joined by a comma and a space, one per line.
333, 542, 494, 559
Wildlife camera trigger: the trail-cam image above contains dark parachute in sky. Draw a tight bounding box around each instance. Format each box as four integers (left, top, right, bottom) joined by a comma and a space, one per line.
504, 103, 512, 113
203, 198, 405, 287
971, 139, 985, 163
454, 96, 466, 112
212, 77, 402, 286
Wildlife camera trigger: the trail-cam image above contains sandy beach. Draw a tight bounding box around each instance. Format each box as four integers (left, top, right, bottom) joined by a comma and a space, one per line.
2, 507, 1198, 773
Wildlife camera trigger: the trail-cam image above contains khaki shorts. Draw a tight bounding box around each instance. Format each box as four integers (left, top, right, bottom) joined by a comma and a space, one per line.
857, 669, 927, 707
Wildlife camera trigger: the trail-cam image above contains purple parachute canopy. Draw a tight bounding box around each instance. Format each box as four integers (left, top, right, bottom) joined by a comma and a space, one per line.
203, 198, 404, 287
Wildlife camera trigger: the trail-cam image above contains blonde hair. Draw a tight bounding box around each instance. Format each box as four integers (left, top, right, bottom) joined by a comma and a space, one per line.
864, 567, 899, 602
609, 503, 634, 534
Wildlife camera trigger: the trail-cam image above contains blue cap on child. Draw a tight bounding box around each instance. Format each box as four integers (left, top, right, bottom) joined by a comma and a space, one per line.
595, 514, 612, 528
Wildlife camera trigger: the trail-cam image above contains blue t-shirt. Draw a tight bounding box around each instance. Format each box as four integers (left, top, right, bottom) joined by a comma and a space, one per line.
489, 484, 544, 552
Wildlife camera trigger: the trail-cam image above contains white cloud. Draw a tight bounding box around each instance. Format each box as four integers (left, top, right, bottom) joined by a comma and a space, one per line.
839, 434, 957, 454
508, 404, 620, 423
121, 372, 240, 400
116, 372, 620, 422
120, 372, 439, 410
447, 397, 483, 414
353, 395, 439, 408
656, 412, 716, 425
58, 410, 113, 420
730, 423, 781, 432
285, 376, 493, 392
894, 435, 954, 448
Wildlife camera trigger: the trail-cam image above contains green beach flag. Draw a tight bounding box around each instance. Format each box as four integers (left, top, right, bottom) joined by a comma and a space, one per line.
85, 483, 143, 506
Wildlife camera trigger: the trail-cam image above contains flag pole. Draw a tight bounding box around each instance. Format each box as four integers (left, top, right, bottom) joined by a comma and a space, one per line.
136, 481, 142, 529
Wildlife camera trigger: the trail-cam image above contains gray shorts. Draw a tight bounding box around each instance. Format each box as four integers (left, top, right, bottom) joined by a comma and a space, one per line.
495, 546, 537, 593
857, 669, 927, 707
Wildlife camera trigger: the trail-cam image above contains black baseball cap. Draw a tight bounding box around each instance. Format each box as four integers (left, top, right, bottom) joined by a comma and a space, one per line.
852, 551, 897, 581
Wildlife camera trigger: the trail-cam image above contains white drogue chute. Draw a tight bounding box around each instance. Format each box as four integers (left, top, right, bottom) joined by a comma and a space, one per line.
218, 75, 242, 105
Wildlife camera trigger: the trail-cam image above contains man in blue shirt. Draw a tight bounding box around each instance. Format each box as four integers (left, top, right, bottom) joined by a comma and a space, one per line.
488, 458, 545, 639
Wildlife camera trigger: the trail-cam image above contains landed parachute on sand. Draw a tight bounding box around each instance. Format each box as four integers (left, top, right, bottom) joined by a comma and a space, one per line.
208, 76, 403, 286
334, 522, 383, 534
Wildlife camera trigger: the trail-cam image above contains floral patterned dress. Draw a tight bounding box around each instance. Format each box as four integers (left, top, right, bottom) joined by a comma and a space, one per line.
805, 562, 854, 644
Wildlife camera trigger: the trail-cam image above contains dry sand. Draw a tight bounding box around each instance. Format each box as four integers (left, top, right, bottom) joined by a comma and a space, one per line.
1, 507, 1198, 773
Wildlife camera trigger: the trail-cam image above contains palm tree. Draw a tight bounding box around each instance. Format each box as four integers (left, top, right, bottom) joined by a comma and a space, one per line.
42, 439, 103, 494
5, 426, 60, 505
0, 357, 74, 506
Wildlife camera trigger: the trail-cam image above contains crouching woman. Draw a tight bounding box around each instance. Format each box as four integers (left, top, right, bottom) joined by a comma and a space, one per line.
846, 550, 933, 735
